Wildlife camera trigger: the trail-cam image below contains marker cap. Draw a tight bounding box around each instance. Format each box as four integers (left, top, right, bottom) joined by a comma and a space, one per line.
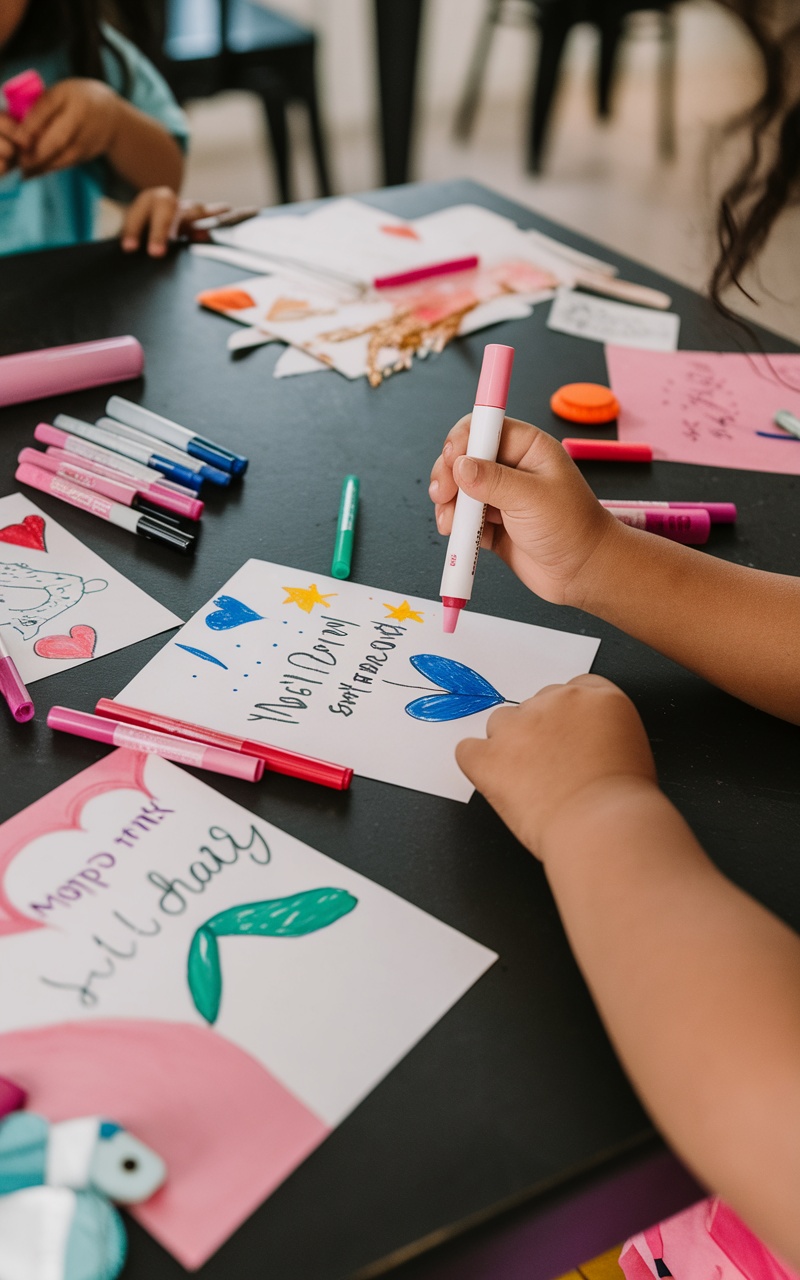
151, 455, 204, 491
475, 344, 514, 409
137, 514, 196, 555
563, 439, 652, 462
2, 69, 45, 121
0, 337, 143, 408
0, 657, 34, 722
550, 383, 620, 425
203, 746, 264, 782
188, 439, 247, 475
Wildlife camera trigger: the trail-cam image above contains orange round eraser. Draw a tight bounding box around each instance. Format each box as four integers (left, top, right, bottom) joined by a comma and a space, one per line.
550, 382, 620, 425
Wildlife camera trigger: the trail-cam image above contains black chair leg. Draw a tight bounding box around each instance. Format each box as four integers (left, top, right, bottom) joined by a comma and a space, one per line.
527, 3, 578, 172
260, 92, 292, 205
657, 6, 677, 160
454, 0, 503, 140
296, 44, 333, 197
597, 9, 624, 118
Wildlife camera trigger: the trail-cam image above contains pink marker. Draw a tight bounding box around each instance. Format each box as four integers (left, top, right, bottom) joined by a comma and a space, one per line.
439, 343, 515, 633
2, 69, 45, 121
0, 632, 34, 723
48, 707, 264, 782
15, 461, 195, 555
0, 336, 143, 408
23, 447, 203, 521
374, 256, 479, 291
35, 424, 199, 503
601, 500, 736, 524
608, 506, 710, 545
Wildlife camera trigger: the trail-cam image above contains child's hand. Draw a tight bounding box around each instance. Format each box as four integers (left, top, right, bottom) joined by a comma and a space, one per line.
456, 675, 658, 859
15, 79, 122, 177
0, 112, 21, 175
429, 417, 623, 606
121, 192, 233, 257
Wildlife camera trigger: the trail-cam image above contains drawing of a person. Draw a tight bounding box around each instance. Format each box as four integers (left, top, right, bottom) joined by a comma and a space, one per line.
0, 563, 107, 641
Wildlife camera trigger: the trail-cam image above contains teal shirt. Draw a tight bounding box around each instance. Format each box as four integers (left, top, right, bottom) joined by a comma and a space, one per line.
0, 25, 189, 254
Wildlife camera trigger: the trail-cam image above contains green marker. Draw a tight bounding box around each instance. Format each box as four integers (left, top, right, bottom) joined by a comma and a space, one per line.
331, 474, 360, 579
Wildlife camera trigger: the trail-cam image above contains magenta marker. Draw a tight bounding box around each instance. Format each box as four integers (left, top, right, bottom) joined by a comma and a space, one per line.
601, 500, 736, 524
0, 632, 34, 723
609, 507, 710, 545
23, 447, 203, 521
0, 336, 143, 408
2, 69, 45, 121
35, 424, 200, 502
439, 344, 515, 633
48, 707, 265, 782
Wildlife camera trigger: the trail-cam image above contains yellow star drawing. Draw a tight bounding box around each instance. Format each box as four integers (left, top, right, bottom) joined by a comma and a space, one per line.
383, 599, 424, 623
282, 583, 337, 614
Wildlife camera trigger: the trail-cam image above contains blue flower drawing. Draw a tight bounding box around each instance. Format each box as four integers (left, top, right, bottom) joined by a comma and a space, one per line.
398, 654, 511, 723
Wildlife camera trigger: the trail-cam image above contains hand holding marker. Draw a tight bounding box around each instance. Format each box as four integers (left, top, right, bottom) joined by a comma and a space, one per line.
439, 344, 515, 634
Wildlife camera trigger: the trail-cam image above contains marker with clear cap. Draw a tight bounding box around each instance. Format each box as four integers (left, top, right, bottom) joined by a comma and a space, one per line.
439, 343, 515, 634
52, 413, 204, 491
106, 396, 248, 475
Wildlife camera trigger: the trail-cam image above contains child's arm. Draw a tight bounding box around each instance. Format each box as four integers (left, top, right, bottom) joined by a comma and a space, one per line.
15, 79, 183, 190
457, 677, 800, 1267
430, 417, 800, 722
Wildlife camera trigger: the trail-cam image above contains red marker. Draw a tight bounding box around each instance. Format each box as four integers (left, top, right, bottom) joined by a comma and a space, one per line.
563, 439, 652, 462
94, 699, 353, 791
374, 256, 479, 291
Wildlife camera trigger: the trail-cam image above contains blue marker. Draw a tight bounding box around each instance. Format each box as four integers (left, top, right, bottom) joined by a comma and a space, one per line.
53, 414, 205, 492
106, 396, 248, 476
96, 418, 229, 487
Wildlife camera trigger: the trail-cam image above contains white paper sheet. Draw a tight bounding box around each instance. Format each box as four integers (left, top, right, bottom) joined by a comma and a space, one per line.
117, 560, 601, 802
0, 493, 181, 682
0, 752, 496, 1264
547, 288, 681, 351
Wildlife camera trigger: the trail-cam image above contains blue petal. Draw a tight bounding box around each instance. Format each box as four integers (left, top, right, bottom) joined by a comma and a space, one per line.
409, 654, 504, 700
404, 692, 504, 722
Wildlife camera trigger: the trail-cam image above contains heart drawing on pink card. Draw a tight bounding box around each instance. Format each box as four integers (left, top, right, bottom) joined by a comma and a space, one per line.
34, 624, 97, 660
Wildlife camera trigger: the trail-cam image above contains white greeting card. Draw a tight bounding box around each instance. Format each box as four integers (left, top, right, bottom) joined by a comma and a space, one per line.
117, 560, 601, 801
0, 752, 495, 1265
0, 493, 181, 681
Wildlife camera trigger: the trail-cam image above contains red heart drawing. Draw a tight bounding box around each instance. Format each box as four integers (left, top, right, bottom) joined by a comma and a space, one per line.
34, 625, 97, 660
0, 514, 46, 552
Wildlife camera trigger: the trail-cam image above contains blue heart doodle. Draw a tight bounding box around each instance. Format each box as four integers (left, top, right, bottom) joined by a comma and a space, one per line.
399, 654, 509, 722
204, 595, 264, 631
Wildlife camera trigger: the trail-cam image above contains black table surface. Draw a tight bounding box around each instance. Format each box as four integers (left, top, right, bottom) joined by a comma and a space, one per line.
1, 179, 799, 1280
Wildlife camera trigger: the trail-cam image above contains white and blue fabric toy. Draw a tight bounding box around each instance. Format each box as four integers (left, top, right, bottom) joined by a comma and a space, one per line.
0, 1112, 166, 1280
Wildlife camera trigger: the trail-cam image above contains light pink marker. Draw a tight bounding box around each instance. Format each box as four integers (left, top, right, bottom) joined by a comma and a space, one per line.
48, 708, 265, 782
609, 507, 710, 544
439, 343, 515, 633
20, 446, 203, 521
601, 500, 736, 524
0, 632, 34, 723
35, 424, 199, 503
0, 336, 143, 408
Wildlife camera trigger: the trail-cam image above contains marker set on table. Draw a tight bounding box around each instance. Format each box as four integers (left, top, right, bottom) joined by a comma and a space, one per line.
15, 396, 247, 556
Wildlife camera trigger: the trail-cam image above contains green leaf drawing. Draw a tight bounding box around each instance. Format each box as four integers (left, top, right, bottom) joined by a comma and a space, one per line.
187, 888, 358, 1024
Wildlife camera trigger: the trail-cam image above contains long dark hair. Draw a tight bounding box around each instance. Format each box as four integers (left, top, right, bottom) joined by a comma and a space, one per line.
711, 1, 800, 310
3, 0, 161, 83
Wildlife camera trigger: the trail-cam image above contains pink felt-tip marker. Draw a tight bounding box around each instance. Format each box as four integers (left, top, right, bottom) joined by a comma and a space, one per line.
374, 256, 480, 291
2, 69, 45, 121
563, 439, 652, 463
439, 343, 515, 634
0, 632, 34, 723
601, 500, 736, 524
607, 507, 710, 545
48, 707, 265, 782
20, 447, 203, 522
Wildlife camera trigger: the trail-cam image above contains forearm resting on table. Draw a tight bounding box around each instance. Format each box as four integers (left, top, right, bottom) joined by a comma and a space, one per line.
576, 523, 800, 722
542, 779, 800, 1267
106, 101, 183, 191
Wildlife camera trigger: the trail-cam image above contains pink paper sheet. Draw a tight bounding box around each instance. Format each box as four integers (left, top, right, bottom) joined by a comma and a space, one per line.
606, 348, 800, 474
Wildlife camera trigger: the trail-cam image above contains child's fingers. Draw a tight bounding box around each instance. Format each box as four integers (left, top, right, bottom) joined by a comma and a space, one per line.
454, 735, 487, 783
146, 193, 179, 256
14, 91, 62, 150
20, 112, 79, 176
120, 191, 154, 252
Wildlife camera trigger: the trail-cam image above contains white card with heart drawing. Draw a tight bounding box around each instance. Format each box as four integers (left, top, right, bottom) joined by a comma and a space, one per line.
0, 493, 182, 682
117, 559, 601, 801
